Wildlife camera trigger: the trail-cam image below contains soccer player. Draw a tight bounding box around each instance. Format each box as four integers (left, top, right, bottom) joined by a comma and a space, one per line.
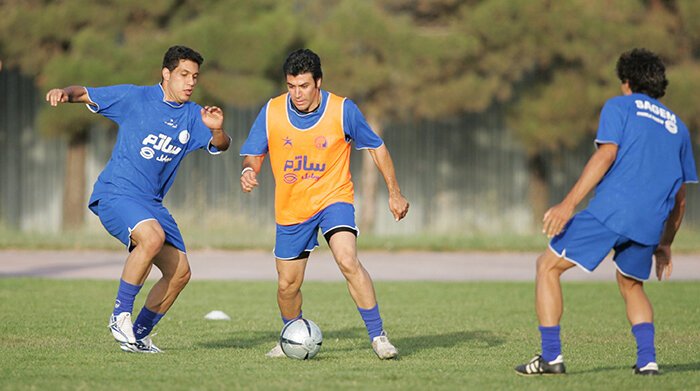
240, 48, 409, 359
515, 48, 697, 376
45, 45, 231, 353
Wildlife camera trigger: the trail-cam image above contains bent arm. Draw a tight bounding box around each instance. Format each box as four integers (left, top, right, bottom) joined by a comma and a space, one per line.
45, 86, 92, 106
240, 154, 265, 193
368, 144, 409, 221
542, 143, 618, 237
654, 184, 687, 280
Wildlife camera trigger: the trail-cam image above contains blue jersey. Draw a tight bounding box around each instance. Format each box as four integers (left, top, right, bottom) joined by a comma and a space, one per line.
587, 93, 698, 245
86, 84, 221, 205
240, 89, 383, 155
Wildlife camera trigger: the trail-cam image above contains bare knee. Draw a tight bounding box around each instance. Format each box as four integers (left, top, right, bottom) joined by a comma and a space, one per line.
278, 275, 302, 298
335, 252, 362, 277
132, 226, 165, 258
536, 250, 572, 277
617, 272, 643, 297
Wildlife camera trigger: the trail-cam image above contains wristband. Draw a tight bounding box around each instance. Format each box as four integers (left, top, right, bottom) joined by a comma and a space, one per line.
241, 167, 254, 176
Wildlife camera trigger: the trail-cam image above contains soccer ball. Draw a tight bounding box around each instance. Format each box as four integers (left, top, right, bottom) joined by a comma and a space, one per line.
279, 318, 323, 360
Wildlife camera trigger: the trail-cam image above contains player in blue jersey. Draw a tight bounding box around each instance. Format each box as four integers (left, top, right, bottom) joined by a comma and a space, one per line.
45, 45, 231, 353
515, 49, 697, 376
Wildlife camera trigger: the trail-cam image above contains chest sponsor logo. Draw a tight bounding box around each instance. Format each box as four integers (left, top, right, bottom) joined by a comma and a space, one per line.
283, 155, 325, 182
140, 133, 183, 163
634, 100, 677, 134
314, 136, 327, 150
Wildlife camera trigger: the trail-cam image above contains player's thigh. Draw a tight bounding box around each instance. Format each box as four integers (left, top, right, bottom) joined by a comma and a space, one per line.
613, 240, 655, 281
549, 210, 619, 273
275, 257, 308, 288
319, 202, 358, 262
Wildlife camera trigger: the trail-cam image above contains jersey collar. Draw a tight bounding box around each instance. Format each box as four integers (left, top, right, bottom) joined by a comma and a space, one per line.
156, 83, 186, 109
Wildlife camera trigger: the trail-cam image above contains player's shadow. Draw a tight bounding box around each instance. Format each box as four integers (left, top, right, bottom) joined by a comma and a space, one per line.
198, 330, 277, 350
571, 361, 700, 374
324, 327, 505, 357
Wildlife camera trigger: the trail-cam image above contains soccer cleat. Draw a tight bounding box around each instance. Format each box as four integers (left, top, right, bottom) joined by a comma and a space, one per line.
371, 331, 398, 359
265, 342, 285, 358
515, 354, 566, 376
109, 312, 136, 344
120, 335, 162, 354
633, 362, 659, 375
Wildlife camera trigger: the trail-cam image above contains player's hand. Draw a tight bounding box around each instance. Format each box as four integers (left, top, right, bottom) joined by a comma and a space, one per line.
542, 201, 575, 238
240, 169, 259, 193
46, 88, 69, 106
654, 244, 673, 281
201, 106, 224, 131
389, 193, 409, 222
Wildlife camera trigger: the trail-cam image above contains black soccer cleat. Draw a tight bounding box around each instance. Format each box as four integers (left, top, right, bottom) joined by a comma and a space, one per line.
515, 354, 566, 376
633, 362, 659, 376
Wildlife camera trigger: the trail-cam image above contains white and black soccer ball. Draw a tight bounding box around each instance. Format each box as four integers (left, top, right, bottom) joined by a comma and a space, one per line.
279, 318, 323, 360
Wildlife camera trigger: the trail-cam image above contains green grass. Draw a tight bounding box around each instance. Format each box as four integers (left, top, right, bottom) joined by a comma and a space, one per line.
3, 222, 700, 253
1, 279, 699, 390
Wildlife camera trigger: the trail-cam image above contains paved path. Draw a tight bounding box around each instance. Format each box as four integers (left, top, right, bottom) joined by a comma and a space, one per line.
1, 250, 699, 281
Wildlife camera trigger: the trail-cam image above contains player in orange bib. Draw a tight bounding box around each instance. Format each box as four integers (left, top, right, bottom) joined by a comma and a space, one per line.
240, 49, 409, 359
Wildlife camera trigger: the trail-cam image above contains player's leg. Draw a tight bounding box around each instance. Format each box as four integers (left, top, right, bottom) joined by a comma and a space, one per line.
517, 211, 615, 375
326, 231, 397, 359
267, 220, 318, 357
613, 242, 658, 375
123, 203, 189, 353
93, 197, 165, 345
275, 256, 308, 322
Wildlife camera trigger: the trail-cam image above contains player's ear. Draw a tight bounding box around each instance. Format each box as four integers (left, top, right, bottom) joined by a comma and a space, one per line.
315, 77, 322, 89
162, 67, 170, 82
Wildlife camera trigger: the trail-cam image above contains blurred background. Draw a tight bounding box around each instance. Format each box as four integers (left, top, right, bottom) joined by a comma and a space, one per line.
1, 0, 699, 250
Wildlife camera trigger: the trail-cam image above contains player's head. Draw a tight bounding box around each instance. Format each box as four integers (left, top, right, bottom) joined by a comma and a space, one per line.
161, 45, 204, 104
616, 48, 668, 99
283, 49, 323, 113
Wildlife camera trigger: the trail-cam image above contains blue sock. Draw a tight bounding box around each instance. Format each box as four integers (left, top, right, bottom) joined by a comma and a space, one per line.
282, 311, 302, 325
358, 304, 383, 341
632, 322, 656, 368
133, 306, 165, 340
113, 279, 142, 316
539, 325, 562, 362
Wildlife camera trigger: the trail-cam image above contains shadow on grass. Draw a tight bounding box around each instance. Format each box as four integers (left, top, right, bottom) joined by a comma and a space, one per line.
571, 361, 700, 375
197, 327, 505, 357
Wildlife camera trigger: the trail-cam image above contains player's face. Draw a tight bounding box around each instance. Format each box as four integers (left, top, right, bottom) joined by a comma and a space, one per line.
286, 73, 321, 113
162, 59, 200, 103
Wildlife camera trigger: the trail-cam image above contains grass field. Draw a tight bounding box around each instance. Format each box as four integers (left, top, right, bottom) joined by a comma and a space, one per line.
3, 223, 700, 253
1, 279, 699, 390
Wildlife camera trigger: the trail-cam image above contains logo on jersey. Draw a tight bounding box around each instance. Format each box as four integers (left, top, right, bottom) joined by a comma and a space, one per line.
314, 136, 327, 150
283, 137, 293, 149
283, 173, 298, 184
140, 133, 183, 163
634, 100, 678, 134
283, 155, 325, 182
178, 130, 190, 144
164, 119, 178, 128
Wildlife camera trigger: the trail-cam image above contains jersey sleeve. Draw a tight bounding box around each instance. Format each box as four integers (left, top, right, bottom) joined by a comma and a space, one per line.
84, 84, 135, 122
240, 104, 269, 156
680, 128, 699, 183
595, 98, 627, 146
343, 99, 384, 149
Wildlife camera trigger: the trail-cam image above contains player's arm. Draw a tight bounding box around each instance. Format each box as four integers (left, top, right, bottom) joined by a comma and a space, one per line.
240, 155, 265, 193
654, 184, 687, 281
542, 143, 618, 237
45, 86, 92, 106
200, 106, 230, 151
368, 144, 409, 221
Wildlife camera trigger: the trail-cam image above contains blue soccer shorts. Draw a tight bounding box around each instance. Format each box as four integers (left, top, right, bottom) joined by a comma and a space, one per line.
89, 196, 186, 253
274, 202, 358, 260
549, 210, 656, 281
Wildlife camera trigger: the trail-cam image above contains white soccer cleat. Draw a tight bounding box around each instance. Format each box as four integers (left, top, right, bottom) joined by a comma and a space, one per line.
109, 312, 136, 344
265, 342, 286, 358
120, 335, 163, 354
371, 331, 398, 359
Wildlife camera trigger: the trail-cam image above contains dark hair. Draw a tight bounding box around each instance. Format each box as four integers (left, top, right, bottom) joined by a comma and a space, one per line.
616, 48, 668, 99
162, 45, 204, 71
283, 49, 322, 81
